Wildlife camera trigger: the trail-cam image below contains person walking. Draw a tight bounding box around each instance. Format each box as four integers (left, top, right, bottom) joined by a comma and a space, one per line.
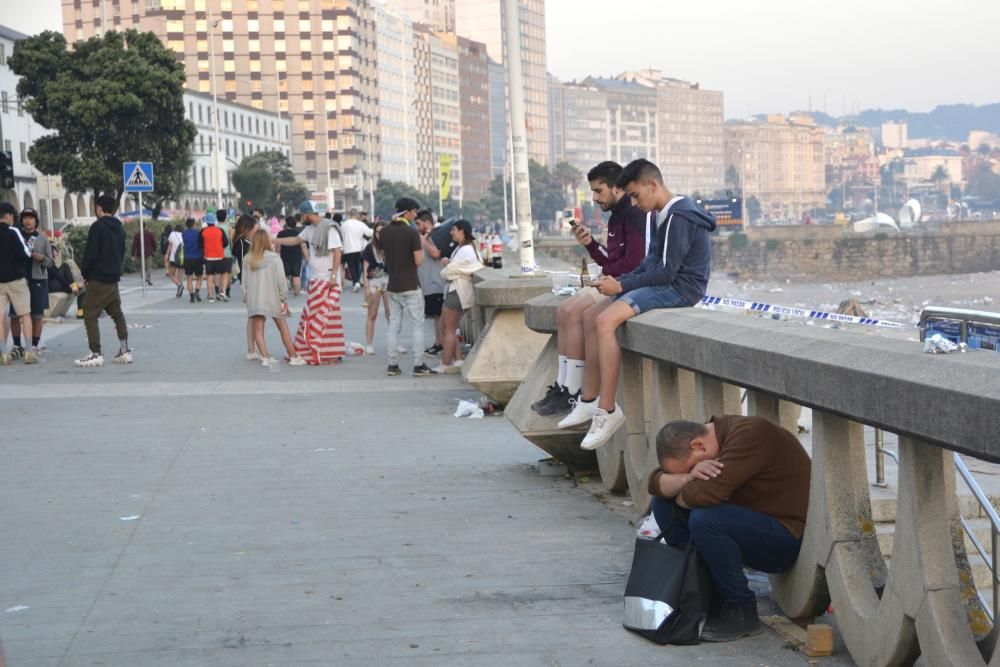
276, 216, 304, 297
340, 207, 372, 292
200, 212, 229, 302
361, 221, 389, 355
0, 202, 37, 365
216, 209, 234, 300
242, 228, 305, 367
181, 218, 204, 303
380, 197, 435, 377
75, 194, 131, 368
166, 223, 185, 297
130, 222, 156, 286
231, 214, 256, 286
274, 201, 346, 365
432, 219, 483, 374
9, 208, 53, 356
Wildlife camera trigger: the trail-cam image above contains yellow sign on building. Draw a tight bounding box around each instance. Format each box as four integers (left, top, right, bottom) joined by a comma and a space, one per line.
439, 154, 452, 200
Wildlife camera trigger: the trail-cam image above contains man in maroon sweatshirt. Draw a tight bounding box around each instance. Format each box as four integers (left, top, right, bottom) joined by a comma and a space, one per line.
532, 161, 652, 417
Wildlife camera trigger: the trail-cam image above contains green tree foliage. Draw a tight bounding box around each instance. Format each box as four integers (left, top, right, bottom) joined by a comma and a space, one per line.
552, 161, 583, 205
9, 30, 196, 197
231, 150, 307, 215
746, 196, 762, 223
966, 164, 1000, 202
528, 159, 568, 225
373, 180, 431, 220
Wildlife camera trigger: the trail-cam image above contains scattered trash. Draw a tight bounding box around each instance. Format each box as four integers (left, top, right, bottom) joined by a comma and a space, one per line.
5, 605, 29, 613
985, 296, 995, 305
118, 515, 141, 521
345, 341, 366, 356
622, 500, 634, 507
314, 448, 335, 452
454, 399, 484, 418
923, 334, 967, 354
837, 298, 869, 318
477, 396, 501, 416
767, 287, 784, 293
637, 513, 660, 538
127, 323, 155, 329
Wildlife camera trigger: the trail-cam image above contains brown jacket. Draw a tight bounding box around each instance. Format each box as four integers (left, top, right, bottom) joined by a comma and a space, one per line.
654, 415, 811, 539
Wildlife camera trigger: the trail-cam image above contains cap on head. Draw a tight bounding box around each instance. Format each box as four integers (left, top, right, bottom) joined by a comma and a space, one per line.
394, 197, 420, 215
298, 200, 319, 215
203, 212, 217, 225
19, 207, 38, 222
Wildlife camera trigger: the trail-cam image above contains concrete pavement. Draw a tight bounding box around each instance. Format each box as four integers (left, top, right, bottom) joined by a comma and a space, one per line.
0, 276, 844, 666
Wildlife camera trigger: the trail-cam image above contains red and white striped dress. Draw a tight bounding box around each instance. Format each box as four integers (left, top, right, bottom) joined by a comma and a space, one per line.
293, 279, 345, 364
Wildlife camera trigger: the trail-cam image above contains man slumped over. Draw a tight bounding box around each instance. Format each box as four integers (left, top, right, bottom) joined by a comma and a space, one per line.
647, 416, 810, 642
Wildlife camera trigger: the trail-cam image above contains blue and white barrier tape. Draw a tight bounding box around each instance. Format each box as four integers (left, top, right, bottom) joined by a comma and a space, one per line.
699, 295, 909, 330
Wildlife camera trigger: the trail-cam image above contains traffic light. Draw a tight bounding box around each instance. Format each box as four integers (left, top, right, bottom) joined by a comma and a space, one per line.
0, 151, 13, 190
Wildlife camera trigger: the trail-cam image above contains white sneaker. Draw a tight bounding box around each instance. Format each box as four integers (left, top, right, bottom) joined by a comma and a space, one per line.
431, 363, 449, 374
0, 352, 10, 366
353, 283, 360, 293
452, 359, 464, 368
365, 344, 375, 355
246, 352, 260, 361
23, 348, 39, 365
397, 345, 407, 354
287, 355, 307, 366
75, 352, 104, 367
261, 357, 272, 368
580, 404, 625, 450
558, 396, 599, 429
113, 348, 133, 364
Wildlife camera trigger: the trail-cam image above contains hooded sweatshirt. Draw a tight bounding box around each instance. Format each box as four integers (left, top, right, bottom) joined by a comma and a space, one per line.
244, 250, 287, 318
0, 222, 30, 283
584, 195, 653, 278
81, 216, 126, 283
617, 196, 716, 306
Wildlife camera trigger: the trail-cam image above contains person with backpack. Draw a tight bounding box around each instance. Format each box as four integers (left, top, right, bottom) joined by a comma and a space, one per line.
8, 208, 53, 356
0, 202, 37, 365
181, 218, 205, 303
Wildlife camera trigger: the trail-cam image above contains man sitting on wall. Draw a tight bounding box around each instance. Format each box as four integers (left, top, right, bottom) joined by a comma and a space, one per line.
647, 416, 811, 642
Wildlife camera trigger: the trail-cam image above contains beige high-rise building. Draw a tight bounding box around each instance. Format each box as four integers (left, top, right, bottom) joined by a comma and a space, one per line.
391, 0, 455, 32
62, 0, 380, 211
453, 0, 549, 165
725, 115, 827, 221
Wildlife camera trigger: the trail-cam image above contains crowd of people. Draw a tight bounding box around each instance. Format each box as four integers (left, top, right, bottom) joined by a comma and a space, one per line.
0, 192, 487, 374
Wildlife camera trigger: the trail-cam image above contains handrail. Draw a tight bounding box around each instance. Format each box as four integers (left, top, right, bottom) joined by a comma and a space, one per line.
954, 452, 1000, 622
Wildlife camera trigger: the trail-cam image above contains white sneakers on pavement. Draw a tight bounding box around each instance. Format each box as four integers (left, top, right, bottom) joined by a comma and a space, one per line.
287, 355, 307, 366
365, 344, 375, 355
74, 352, 104, 368
580, 404, 625, 450
246, 351, 260, 361
113, 349, 133, 364
558, 396, 599, 429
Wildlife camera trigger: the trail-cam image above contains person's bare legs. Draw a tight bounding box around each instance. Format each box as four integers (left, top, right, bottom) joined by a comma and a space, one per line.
291, 275, 301, 297
18, 314, 32, 349
595, 300, 637, 411
581, 299, 613, 400
381, 292, 390, 324
220, 269, 231, 295
366, 295, 380, 346
246, 318, 255, 355
206, 273, 216, 299
252, 316, 269, 359
441, 307, 462, 365
32, 316, 43, 346
273, 317, 296, 358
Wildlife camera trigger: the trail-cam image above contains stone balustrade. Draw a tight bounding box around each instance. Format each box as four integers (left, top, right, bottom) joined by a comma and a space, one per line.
512, 290, 1000, 665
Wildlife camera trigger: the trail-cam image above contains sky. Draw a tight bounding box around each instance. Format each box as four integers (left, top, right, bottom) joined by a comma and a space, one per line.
4, 0, 999, 119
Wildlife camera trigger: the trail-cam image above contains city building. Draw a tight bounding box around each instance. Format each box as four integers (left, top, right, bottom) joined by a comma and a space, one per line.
0, 25, 81, 226
412, 24, 436, 193
824, 126, 877, 187
181, 90, 292, 213
63, 0, 380, 211
616, 70, 725, 196
421, 30, 462, 204
391, 0, 455, 32
547, 75, 563, 166
969, 130, 1000, 152
374, 2, 419, 188
453, 34, 491, 201
454, 0, 549, 165
881, 121, 908, 150
901, 148, 964, 190
548, 80, 607, 177
725, 114, 827, 221
487, 58, 506, 178
585, 76, 658, 167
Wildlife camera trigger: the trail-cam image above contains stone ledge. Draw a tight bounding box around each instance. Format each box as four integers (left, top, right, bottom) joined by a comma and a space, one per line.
524, 293, 564, 334
474, 274, 553, 308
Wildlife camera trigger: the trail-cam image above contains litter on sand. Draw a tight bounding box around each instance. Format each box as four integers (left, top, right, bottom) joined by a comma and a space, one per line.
923, 334, 967, 354
454, 399, 484, 418
5, 605, 29, 613
119, 515, 142, 521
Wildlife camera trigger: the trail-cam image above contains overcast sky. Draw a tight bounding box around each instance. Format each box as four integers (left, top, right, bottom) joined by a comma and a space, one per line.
4, 0, 999, 118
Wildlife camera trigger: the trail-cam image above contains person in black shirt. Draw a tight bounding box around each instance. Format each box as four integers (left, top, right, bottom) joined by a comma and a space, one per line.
276, 216, 304, 297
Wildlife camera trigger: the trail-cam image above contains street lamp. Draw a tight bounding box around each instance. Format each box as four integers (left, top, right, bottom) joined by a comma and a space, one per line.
208, 9, 223, 211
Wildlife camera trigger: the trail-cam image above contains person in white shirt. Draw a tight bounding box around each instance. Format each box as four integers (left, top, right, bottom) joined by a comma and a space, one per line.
433, 219, 483, 374
165, 224, 186, 298
340, 207, 373, 292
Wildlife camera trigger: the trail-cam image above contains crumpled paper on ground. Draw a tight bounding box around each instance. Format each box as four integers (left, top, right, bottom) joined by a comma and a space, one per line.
923, 333, 967, 354
454, 399, 484, 418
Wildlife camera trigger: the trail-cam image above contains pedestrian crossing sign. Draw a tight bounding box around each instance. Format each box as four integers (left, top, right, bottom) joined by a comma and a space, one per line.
123, 162, 154, 192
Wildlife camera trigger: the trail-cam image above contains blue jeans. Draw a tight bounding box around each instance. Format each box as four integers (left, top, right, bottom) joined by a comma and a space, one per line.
616, 285, 688, 315
387, 289, 425, 368
651, 497, 801, 607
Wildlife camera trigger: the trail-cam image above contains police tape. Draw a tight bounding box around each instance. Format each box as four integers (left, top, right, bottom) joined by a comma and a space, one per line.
699, 295, 910, 330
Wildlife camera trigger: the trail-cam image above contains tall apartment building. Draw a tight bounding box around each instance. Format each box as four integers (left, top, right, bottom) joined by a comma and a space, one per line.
391, 0, 455, 32
453, 0, 549, 165
422, 30, 462, 202
585, 77, 658, 166
488, 59, 506, 178
617, 70, 724, 196
547, 75, 564, 165
454, 35, 491, 200
412, 26, 436, 193
725, 115, 827, 221
374, 2, 418, 187
62, 0, 380, 210
549, 80, 608, 177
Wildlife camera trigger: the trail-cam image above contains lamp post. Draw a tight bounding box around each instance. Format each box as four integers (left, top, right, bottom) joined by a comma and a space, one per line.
208, 9, 223, 211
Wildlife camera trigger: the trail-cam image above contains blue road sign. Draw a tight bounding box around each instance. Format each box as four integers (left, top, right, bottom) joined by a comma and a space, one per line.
123, 162, 154, 193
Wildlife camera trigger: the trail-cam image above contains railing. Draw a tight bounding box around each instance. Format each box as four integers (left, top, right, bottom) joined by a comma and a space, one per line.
519, 292, 1000, 665
954, 453, 1000, 624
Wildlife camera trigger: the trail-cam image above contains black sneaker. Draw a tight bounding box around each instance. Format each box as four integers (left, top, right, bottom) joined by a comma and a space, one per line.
539, 389, 579, 418
386, 364, 402, 376
10, 345, 24, 360
413, 363, 437, 377
700, 603, 763, 642
189, 293, 196, 303
531, 383, 561, 413
424, 344, 443, 356
194, 291, 202, 302
176, 283, 184, 298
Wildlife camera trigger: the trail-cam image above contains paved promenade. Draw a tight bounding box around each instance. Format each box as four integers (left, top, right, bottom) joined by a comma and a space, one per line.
0, 277, 845, 666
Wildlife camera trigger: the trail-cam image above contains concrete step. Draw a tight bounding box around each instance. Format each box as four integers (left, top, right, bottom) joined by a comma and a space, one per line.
870, 493, 992, 524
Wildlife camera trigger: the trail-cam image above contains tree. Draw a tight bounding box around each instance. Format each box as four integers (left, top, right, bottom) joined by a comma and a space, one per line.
552, 161, 583, 206
10, 30, 196, 198
746, 196, 762, 224
725, 166, 741, 190
977, 143, 993, 156
373, 180, 431, 220
528, 160, 567, 228
231, 150, 307, 215
966, 163, 1000, 202
931, 165, 950, 193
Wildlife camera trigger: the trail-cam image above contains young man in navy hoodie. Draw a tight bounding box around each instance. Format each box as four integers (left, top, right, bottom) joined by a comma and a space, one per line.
560, 159, 716, 450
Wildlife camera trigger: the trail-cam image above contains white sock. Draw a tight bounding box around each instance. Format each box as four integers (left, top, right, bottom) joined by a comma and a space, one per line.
557, 355, 568, 387
565, 359, 585, 395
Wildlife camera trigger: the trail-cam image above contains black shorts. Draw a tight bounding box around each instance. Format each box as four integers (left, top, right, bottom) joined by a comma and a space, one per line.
221, 258, 233, 272
283, 257, 303, 278
169, 260, 182, 269
205, 259, 227, 275
184, 258, 204, 276
424, 293, 444, 318
28, 279, 49, 318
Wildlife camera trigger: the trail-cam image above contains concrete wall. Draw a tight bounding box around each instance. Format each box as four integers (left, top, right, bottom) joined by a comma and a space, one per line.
536, 221, 1000, 281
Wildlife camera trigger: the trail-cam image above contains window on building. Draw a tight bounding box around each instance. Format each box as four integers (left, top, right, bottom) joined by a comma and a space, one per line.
0, 44, 6, 66
1, 91, 7, 114
19, 142, 26, 163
